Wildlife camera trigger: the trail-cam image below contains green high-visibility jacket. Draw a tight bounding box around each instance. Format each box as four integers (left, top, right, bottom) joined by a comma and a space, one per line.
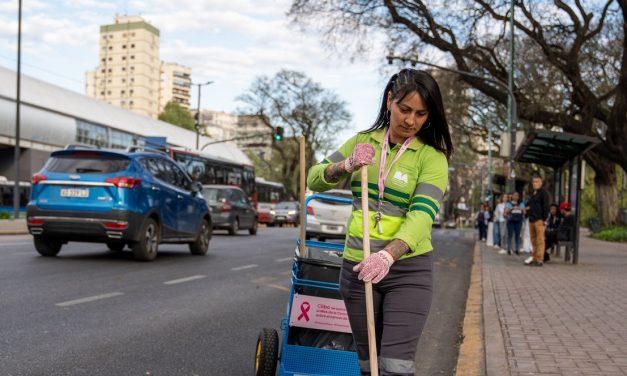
307, 128, 448, 262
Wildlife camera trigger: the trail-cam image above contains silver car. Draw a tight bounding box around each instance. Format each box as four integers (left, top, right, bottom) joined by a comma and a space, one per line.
306, 189, 353, 241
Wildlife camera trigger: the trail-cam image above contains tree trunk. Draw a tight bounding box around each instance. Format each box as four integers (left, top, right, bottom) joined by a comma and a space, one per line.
592, 162, 618, 227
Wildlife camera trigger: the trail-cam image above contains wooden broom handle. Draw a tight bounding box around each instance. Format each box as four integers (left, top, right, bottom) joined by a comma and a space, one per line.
361, 166, 378, 376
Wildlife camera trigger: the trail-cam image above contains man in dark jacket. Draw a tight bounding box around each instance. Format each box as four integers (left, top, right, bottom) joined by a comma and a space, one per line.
525, 173, 551, 266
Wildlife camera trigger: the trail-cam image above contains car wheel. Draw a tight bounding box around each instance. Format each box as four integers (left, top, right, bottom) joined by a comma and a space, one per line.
254, 328, 279, 376
268, 223, 274, 227
189, 219, 211, 255
249, 220, 258, 235
106, 241, 125, 252
132, 218, 159, 261
34, 236, 62, 257
228, 218, 239, 235
318, 237, 326, 242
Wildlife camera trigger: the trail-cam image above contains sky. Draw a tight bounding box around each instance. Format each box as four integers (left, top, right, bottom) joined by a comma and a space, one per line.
0, 0, 400, 145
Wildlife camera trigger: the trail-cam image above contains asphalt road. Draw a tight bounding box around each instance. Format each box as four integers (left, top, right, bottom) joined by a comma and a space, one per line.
0, 227, 473, 376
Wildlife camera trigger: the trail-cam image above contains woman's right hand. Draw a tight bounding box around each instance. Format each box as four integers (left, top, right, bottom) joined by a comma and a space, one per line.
344, 143, 375, 173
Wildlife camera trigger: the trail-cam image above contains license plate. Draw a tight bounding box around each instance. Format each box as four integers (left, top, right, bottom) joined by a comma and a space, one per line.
277, 216, 286, 220
326, 225, 339, 231
60, 188, 89, 198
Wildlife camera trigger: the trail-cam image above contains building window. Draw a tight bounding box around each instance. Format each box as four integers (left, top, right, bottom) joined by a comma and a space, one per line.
107, 90, 111, 95
76, 120, 108, 148
101, 58, 105, 62
131, 44, 135, 48
108, 46, 112, 50
100, 91, 105, 95
130, 55, 135, 59
130, 100, 134, 105
122, 78, 126, 83
122, 67, 126, 71
107, 79, 112, 83
108, 57, 112, 61
110, 129, 140, 150
122, 44, 126, 49
101, 69, 105, 73
121, 90, 125, 95
122, 56, 126, 60
130, 78, 135, 82
130, 66, 135, 71
129, 89, 134, 95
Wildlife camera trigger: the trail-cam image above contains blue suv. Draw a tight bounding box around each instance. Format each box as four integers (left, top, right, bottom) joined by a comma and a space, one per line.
26, 147, 212, 261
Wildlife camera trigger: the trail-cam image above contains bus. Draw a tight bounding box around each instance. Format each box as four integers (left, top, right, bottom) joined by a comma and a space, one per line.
255, 177, 285, 203
0, 177, 31, 214
169, 149, 257, 203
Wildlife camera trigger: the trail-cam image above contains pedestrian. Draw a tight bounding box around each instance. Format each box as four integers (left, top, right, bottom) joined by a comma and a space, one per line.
543, 204, 561, 261
524, 173, 551, 266
557, 201, 575, 243
476, 203, 488, 241
307, 68, 453, 375
494, 194, 508, 254
505, 191, 525, 255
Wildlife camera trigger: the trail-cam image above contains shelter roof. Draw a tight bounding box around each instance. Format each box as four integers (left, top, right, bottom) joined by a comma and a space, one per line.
514, 129, 600, 168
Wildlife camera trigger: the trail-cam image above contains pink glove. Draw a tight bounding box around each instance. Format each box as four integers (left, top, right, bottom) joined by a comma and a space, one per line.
353, 250, 395, 284
344, 143, 375, 173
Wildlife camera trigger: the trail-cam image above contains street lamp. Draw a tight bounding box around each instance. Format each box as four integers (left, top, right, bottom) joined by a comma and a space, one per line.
386, 53, 518, 192
13, 0, 23, 219
191, 80, 213, 150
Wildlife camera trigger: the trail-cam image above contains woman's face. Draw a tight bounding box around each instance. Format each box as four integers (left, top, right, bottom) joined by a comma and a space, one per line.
512, 192, 519, 202
387, 91, 429, 143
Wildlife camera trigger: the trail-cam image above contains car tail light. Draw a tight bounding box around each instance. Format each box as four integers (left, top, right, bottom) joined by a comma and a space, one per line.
307, 206, 314, 215
27, 218, 44, 226
31, 173, 47, 185
105, 176, 142, 189
222, 200, 232, 212
103, 221, 128, 230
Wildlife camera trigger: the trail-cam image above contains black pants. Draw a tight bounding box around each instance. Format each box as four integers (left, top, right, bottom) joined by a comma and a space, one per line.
340, 253, 433, 375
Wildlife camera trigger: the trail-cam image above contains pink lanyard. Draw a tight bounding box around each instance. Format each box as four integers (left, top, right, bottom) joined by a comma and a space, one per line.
377, 128, 414, 202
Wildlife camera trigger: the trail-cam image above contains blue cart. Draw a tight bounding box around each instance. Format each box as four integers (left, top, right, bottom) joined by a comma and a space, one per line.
254, 194, 361, 376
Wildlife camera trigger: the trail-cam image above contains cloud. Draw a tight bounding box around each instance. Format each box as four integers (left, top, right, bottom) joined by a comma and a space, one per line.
63, 0, 117, 9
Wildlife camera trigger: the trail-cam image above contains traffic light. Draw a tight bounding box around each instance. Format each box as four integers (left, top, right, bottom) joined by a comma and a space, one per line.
273, 126, 284, 141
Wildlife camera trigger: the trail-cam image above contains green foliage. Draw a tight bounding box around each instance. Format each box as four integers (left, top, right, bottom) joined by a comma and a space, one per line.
579, 164, 627, 226
158, 101, 195, 131
591, 226, 627, 243
0, 211, 10, 220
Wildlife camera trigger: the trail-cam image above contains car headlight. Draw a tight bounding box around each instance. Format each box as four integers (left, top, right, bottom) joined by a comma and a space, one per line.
270, 210, 276, 215
288, 210, 296, 215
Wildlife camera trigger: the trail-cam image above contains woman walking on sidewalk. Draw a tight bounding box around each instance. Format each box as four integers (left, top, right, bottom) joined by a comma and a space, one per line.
307, 68, 453, 375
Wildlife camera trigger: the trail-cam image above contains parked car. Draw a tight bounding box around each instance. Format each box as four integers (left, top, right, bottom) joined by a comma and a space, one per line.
26, 147, 212, 261
306, 189, 353, 241
273, 201, 300, 227
257, 202, 276, 226
201, 185, 257, 235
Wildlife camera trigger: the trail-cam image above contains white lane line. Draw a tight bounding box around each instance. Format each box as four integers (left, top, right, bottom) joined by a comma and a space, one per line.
0, 242, 33, 247
231, 264, 258, 271
163, 275, 206, 285
56, 292, 124, 307
275, 257, 293, 262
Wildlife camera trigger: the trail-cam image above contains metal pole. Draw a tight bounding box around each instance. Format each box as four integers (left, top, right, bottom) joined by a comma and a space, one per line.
488, 125, 492, 203
196, 84, 201, 150
13, 0, 22, 219
299, 136, 306, 258
507, 0, 516, 192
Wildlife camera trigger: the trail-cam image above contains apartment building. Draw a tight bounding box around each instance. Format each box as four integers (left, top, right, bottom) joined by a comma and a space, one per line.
159, 62, 191, 112
86, 15, 161, 118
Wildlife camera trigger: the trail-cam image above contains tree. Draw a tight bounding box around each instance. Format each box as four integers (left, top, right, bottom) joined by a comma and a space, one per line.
158, 101, 195, 131
238, 70, 352, 198
289, 0, 626, 226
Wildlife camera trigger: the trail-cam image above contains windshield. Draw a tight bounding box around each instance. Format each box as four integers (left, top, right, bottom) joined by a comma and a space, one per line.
202, 188, 229, 202
276, 202, 297, 209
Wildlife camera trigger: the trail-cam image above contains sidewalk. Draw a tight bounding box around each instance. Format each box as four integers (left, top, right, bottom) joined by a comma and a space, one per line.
0, 219, 28, 235
464, 232, 627, 375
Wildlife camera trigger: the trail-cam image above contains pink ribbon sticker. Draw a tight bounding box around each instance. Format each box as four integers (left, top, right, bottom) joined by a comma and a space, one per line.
298, 302, 311, 321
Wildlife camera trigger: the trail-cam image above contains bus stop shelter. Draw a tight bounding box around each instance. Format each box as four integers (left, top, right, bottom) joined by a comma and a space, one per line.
514, 129, 600, 264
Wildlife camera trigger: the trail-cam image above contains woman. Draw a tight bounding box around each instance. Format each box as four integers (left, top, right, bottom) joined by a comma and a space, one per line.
543, 204, 561, 261
307, 69, 453, 375
505, 191, 525, 255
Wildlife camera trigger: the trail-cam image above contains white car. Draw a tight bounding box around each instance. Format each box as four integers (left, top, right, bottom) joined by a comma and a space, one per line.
306, 189, 353, 241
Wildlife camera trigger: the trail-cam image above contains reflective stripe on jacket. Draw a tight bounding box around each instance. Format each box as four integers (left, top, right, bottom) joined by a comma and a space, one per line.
307, 127, 448, 263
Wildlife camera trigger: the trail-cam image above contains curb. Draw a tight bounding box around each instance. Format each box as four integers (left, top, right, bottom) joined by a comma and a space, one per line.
455, 241, 485, 375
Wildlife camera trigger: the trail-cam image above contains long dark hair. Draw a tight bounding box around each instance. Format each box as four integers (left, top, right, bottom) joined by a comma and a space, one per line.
364, 69, 454, 160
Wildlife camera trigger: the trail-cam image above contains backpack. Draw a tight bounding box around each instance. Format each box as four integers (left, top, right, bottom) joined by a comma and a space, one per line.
508, 204, 523, 223
477, 211, 485, 223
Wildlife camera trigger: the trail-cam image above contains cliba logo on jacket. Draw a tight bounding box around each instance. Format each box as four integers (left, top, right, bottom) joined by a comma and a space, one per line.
391, 170, 409, 186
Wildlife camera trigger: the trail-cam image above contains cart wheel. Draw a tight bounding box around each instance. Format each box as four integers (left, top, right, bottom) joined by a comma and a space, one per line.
254, 328, 278, 376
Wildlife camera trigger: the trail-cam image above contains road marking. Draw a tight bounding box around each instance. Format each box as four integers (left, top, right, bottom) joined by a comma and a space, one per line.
231, 264, 257, 271
268, 283, 290, 292
275, 257, 293, 262
0, 242, 33, 247
56, 292, 124, 307
163, 275, 206, 285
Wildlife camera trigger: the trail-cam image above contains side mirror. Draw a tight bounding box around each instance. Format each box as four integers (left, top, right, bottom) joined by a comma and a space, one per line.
191, 181, 202, 194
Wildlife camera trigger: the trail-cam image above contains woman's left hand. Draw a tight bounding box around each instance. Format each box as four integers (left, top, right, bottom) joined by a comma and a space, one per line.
353, 251, 395, 283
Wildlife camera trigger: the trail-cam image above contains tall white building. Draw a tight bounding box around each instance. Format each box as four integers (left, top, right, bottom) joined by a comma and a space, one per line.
86, 15, 161, 119
86, 16, 192, 119
159, 62, 191, 112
